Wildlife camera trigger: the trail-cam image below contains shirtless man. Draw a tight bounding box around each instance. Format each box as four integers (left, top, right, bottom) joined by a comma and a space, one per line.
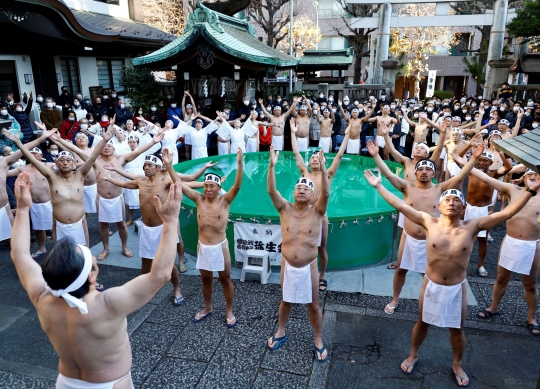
365, 138, 484, 315
291, 119, 350, 291
7, 147, 55, 258
266, 147, 329, 362
10, 171, 182, 389
471, 168, 540, 335
258, 97, 297, 151
4, 123, 115, 246
99, 152, 183, 305
290, 96, 312, 151
444, 128, 468, 182
366, 104, 398, 160
317, 108, 335, 153
401, 109, 441, 156
339, 100, 374, 155
364, 170, 539, 386
62, 126, 165, 260
169, 148, 244, 327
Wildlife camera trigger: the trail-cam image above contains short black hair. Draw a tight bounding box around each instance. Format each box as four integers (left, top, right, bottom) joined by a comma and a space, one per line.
41, 238, 94, 299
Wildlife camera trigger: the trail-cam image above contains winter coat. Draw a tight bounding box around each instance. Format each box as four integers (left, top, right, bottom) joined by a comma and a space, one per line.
40, 107, 62, 130
59, 119, 80, 140
8, 98, 33, 143
114, 107, 133, 126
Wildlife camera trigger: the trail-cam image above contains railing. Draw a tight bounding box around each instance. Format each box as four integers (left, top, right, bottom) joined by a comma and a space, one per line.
509, 85, 540, 102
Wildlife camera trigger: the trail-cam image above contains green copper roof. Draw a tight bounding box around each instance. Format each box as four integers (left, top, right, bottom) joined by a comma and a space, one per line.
298, 49, 354, 70
132, 3, 298, 68
494, 128, 540, 173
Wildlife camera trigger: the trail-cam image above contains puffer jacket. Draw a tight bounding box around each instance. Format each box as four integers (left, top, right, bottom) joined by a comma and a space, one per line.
7, 98, 33, 143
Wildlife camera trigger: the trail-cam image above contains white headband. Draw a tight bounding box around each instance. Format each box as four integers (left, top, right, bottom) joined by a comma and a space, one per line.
295, 177, 314, 192
451, 128, 462, 134
415, 159, 436, 171
57, 151, 74, 160
45, 244, 93, 314
106, 139, 115, 147
299, 105, 307, 110
145, 155, 162, 167
439, 189, 465, 205
414, 143, 430, 154
76, 132, 88, 139
524, 168, 536, 176
30, 147, 42, 154
480, 151, 494, 161
489, 130, 502, 138
205, 173, 221, 186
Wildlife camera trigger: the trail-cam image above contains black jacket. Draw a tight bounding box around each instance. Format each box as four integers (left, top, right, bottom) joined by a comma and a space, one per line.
7, 98, 33, 144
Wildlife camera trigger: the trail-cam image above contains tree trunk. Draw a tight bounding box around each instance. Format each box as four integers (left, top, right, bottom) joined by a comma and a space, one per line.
414, 70, 421, 99
353, 55, 362, 84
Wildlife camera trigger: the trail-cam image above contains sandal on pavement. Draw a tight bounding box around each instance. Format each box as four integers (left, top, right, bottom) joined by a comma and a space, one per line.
267, 335, 287, 350
126, 220, 133, 227
122, 250, 134, 258
528, 322, 540, 336
313, 345, 329, 363
173, 296, 184, 306
179, 265, 187, 273
319, 279, 328, 292
487, 235, 494, 243
387, 262, 398, 270
96, 283, 104, 292
476, 267, 488, 277
193, 311, 212, 323
477, 309, 500, 319
226, 316, 238, 328
384, 304, 399, 315
97, 252, 109, 261
400, 358, 418, 375
31, 251, 47, 260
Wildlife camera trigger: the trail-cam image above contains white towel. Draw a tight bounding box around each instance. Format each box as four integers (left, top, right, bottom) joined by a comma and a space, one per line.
124, 188, 140, 209
0, 204, 12, 241
422, 276, 465, 328
55, 217, 86, 246
30, 200, 52, 231
318, 137, 331, 153
398, 212, 404, 229
98, 195, 124, 223
447, 161, 461, 177
196, 239, 227, 271
272, 135, 284, 151
400, 233, 428, 273
282, 260, 313, 304
245, 137, 258, 153
346, 138, 360, 154
376, 135, 386, 148
464, 203, 489, 238
83, 183, 97, 214
296, 136, 308, 152
140, 223, 179, 260
499, 235, 538, 275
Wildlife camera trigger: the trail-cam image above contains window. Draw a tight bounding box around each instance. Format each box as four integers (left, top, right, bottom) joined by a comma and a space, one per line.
449, 33, 471, 56
60, 57, 81, 95
96, 59, 124, 91
318, 36, 346, 50
318, 0, 348, 18
94, 0, 120, 5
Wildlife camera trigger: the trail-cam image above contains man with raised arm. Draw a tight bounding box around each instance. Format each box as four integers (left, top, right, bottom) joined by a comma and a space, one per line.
317, 107, 335, 153
470, 168, 540, 335
258, 96, 298, 151
367, 104, 399, 160
4, 122, 116, 246
291, 118, 350, 291
290, 96, 312, 151
365, 138, 484, 315
169, 148, 243, 327
400, 109, 444, 156
10, 171, 182, 389
338, 99, 373, 155
266, 146, 329, 362
363, 168, 540, 387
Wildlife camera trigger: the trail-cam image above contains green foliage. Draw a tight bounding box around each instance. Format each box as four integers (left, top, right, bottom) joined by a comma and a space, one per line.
507, 0, 540, 38
462, 56, 486, 86
434, 90, 454, 100
119, 67, 162, 110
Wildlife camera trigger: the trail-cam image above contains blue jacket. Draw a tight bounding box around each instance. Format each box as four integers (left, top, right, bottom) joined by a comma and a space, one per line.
114, 107, 133, 125
168, 106, 183, 126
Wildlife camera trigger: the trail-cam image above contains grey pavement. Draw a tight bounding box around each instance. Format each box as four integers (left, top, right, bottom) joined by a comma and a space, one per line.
0, 211, 539, 388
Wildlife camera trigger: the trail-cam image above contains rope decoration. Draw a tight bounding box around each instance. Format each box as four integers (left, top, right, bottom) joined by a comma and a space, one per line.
340, 220, 347, 228
250, 217, 260, 224
365, 217, 373, 225
378, 215, 384, 223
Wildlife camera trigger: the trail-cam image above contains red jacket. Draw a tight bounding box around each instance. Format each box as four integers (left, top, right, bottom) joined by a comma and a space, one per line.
259, 125, 272, 145
59, 119, 80, 140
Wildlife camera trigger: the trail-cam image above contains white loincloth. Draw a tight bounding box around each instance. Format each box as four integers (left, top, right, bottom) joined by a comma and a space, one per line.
98, 195, 124, 223
398, 212, 405, 229
499, 235, 539, 275
0, 204, 12, 241
217, 141, 230, 155
446, 161, 461, 177
56, 371, 133, 389
422, 275, 465, 328
55, 217, 86, 245
464, 202, 489, 238
400, 233, 428, 273
140, 223, 180, 260
246, 137, 258, 152
124, 188, 140, 209
196, 239, 227, 271
296, 136, 308, 152
346, 138, 360, 154
491, 189, 498, 206
230, 141, 246, 153
83, 184, 97, 214
318, 136, 331, 153
283, 259, 313, 304
440, 148, 448, 172
376, 135, 386, 148
272, 135, 284, 151
30, 200, 52, 231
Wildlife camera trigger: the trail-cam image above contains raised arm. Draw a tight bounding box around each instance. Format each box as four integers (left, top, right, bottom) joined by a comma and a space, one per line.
187, 92, 198, 115
338, 101, 350, 123
289, 118, 309, 175
305, 97, 312, 116
267, 145, 288, 212
179, 160, 218, 182
258, 98, 271, 118
283, 97, 298, 118
103, 164, 141, 180
381, 123, 408, 165
103, 182, 182, 316
79, 118, 117, 176
99, 172, 139, 189
223, 148, 243, 204
469, 167, 516, 196
510, 109, 523, 137
328, 125, 351, 178
364, 169, 429, 227
315, 151, 329, 216
429, 123, 447, 161
365, 139, 408, 192
442, 143, 484, 190
2, 129, 54, 178
400, 108, 415, 127
121, 131, 164, 164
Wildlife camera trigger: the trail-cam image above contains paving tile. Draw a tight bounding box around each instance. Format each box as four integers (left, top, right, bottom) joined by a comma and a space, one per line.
252, 369, 309, 389
0, 371, 55, 389
167, 320, 226, 362
140, 357, 207, 389
262, 338, 314, 376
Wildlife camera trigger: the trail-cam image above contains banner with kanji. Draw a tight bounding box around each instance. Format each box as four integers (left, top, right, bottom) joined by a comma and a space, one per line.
426, 70, 437, 98
233, 222, 283, 265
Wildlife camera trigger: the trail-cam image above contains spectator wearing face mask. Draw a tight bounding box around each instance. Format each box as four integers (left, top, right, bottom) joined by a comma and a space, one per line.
82, 96, 92, 111
309, 104, 321, 147
521, 107, 534, 130
114, 100, 133, 126
167, 100, 182, 127
70, 118, 94, 147
237, 96, 252, 119
44, 143, 60, 163
59, 110, 80, 140
91, 97, 107, 119
133, 106, 148, 127
35, 94, 45, 110
316, 92, 328, 105
148, 103, 164, 125
101, 90, 114, 118
7, 93, 33, 144
57, 86, 72, 118
40, 97, 62, 131
71, 98, 87, 121
224, 103, 237, 120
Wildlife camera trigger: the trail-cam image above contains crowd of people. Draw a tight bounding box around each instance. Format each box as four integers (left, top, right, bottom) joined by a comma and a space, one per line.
2, 83, 540, 389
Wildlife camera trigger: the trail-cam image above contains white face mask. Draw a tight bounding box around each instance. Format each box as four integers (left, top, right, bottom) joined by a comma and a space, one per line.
525, 112, 530, 116
319, 94, 324, 98
16, 107, 23, 112
328, 97, 334, 102
414, 114, 419, 118
138, 111, 143, 115
252, 104, 256, 108
500, 107, 505, 112
167, 95, 172, 99
513, 106, 519, 112
0, 110, 7, 116
471, 103, 477, 107
454, 105, 460, 110
103, 95, 108, 99
243, 100, 249, 106
443, 112, 451, 117
46, 103, 53, 108
465, 116, 471, 121
120, 104, 125, 109
111, 94, 117, 98
312, 110, 318, 115
343, 101, 350, 106
332, 108, 337, 113
533, 123, 539, 128
151, 107, 157, 111
460, 98, 466, 103
68, 117, 75, 121
51, 150, 59, 157
37, 97, 43, 102
171, 104, 177, 108
80, 124, 88, 130
74, 102, 79, 107
276, 99, 281, 103
390, 105, 396, 109
427, 107, 433, 112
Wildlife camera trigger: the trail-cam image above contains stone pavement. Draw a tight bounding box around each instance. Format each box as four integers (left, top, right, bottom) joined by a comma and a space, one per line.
0, 212, 539, 388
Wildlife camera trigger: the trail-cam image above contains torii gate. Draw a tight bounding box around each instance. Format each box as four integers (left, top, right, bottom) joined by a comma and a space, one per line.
348, 0, 516, 98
